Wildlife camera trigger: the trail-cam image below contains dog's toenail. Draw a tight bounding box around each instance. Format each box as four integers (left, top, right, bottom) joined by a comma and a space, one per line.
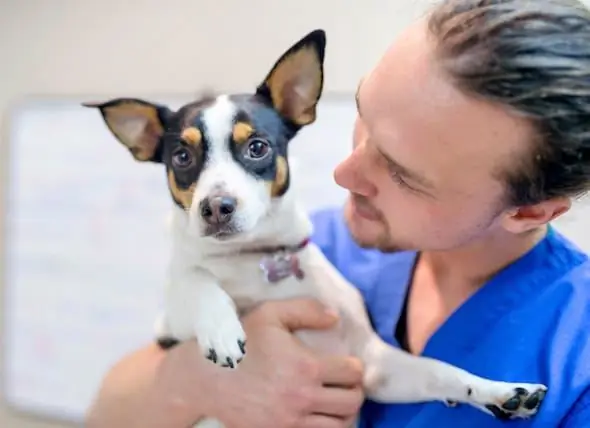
207, 349, 218, 363
467, 387, 473, 396
514, 387, 528, 396
238, 339, 246, 354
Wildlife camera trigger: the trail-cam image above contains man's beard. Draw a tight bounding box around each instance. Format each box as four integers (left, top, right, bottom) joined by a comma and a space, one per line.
345, 195, 404, 253
356, 234, 404, 253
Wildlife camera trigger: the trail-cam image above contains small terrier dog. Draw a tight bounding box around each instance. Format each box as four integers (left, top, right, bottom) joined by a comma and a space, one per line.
85, 29, 547, 427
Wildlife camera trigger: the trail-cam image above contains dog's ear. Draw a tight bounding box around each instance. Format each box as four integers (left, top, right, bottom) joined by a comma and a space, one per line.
83, 98, 173, 163
256, 29, 326, 127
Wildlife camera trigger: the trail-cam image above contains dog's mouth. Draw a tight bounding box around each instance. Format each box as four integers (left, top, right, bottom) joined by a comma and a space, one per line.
202, 224, 241, 240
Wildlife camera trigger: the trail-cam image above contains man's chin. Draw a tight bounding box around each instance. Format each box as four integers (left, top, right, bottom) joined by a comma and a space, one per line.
344, 204, 383, 248
354, 233, 404, 253
343, 203, 403, 253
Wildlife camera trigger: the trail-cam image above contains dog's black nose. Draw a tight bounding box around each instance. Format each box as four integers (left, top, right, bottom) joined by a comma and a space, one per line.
200, 195, 237, 224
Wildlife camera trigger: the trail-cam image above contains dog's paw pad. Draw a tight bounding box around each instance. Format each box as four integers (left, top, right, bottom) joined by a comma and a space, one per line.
482, 385, 547, 420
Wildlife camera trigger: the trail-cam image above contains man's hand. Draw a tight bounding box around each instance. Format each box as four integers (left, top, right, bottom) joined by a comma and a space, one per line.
86, 298, 364, 428
208, 298, 365, 428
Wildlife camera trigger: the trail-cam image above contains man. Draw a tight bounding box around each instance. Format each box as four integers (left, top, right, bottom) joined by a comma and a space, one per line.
86, 0, 590, 426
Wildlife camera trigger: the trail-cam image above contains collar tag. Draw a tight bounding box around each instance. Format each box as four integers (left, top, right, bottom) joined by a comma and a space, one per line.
259, 251, 305, 283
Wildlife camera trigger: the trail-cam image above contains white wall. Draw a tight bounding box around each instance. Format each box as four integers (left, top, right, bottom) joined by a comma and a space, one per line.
0, 1, 435, 426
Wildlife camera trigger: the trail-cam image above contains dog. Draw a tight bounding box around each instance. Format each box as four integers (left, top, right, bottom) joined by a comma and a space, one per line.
84, 29, 547, 427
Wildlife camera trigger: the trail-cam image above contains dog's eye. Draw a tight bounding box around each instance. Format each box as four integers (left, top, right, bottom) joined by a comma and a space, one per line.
246, 139, 270, 159
171, 147, 194, 168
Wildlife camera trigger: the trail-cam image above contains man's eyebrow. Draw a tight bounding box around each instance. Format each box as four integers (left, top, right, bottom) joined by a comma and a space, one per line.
377, 146, 435, 190
355, 78, 364, 117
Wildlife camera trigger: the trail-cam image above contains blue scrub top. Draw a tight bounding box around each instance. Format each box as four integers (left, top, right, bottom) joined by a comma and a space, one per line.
309, 207, 590, 427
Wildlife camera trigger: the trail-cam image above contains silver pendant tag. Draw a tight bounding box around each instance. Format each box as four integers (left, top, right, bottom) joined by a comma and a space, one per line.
260, 251, 305, 283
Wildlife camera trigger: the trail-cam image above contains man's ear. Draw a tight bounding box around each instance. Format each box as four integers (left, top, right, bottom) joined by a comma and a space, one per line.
83, 98, 173, 163
501, 197, 571, 234
256, 29, 326, 127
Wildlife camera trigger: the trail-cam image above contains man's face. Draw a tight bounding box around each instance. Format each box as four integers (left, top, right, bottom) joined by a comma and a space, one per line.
333, 20, 536, 252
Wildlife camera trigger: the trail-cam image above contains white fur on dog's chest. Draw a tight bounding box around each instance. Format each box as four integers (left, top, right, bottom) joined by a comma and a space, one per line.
202, 246, 323, 311
162, 232, 355, 360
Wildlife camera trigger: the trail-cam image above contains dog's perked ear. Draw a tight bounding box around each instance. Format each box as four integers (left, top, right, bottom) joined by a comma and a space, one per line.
82, 98, 173, 163
256, 29, 326, 127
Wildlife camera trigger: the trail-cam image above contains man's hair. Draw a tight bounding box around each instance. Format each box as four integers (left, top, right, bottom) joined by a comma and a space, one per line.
428, 0, 590, 206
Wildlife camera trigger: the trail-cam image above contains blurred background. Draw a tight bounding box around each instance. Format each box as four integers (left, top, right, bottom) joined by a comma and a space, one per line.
1, 1, 589, 427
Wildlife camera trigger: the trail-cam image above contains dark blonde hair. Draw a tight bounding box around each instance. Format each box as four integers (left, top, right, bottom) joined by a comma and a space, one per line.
428, 0, 590, 205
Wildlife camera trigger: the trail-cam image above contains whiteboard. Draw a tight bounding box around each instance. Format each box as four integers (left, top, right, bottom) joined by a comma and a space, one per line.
1, 94, 354, 422
3, 94, 590, 423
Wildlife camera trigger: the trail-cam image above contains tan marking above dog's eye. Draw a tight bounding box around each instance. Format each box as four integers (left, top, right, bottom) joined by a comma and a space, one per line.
233, 122, 254, 144
181, 127, 202, 146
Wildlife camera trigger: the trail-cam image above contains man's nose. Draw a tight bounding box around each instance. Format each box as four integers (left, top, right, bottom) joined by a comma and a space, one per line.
199, 195, 237, 225
333, 142, 378, 198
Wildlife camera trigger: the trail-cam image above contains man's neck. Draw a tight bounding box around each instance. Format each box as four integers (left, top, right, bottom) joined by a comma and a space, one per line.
420, 225, 548, 291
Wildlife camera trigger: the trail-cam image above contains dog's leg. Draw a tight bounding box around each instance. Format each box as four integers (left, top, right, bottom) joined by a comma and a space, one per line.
322, 273, 548, 421
165, 267, 247, 368
361, 333, 546, 419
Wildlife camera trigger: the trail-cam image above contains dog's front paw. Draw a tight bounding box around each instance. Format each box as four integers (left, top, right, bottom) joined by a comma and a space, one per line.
469, 382, 547, 420
194, 306, 246, 369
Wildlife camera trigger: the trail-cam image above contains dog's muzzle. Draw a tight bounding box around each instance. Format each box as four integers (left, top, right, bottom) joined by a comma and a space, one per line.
199, 194, 238, 237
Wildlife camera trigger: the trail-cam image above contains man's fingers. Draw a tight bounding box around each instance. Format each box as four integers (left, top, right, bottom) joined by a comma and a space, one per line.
251, 298, 339, 331
309, 385, 365, 418
317, 355, 364, 387
298, 414, 355, 428
275, 299, 339, 331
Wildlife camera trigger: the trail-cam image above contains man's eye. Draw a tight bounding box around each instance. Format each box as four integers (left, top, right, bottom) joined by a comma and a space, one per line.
390, 170, 408, 186
389, 168, 416, 192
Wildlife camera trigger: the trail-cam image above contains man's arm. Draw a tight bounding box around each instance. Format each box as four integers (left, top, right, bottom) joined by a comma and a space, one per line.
86, 340, 218, 428
86, 298, 365, 428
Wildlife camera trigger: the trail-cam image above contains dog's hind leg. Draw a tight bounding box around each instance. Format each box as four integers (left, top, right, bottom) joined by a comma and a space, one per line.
361, 336, 547, 420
